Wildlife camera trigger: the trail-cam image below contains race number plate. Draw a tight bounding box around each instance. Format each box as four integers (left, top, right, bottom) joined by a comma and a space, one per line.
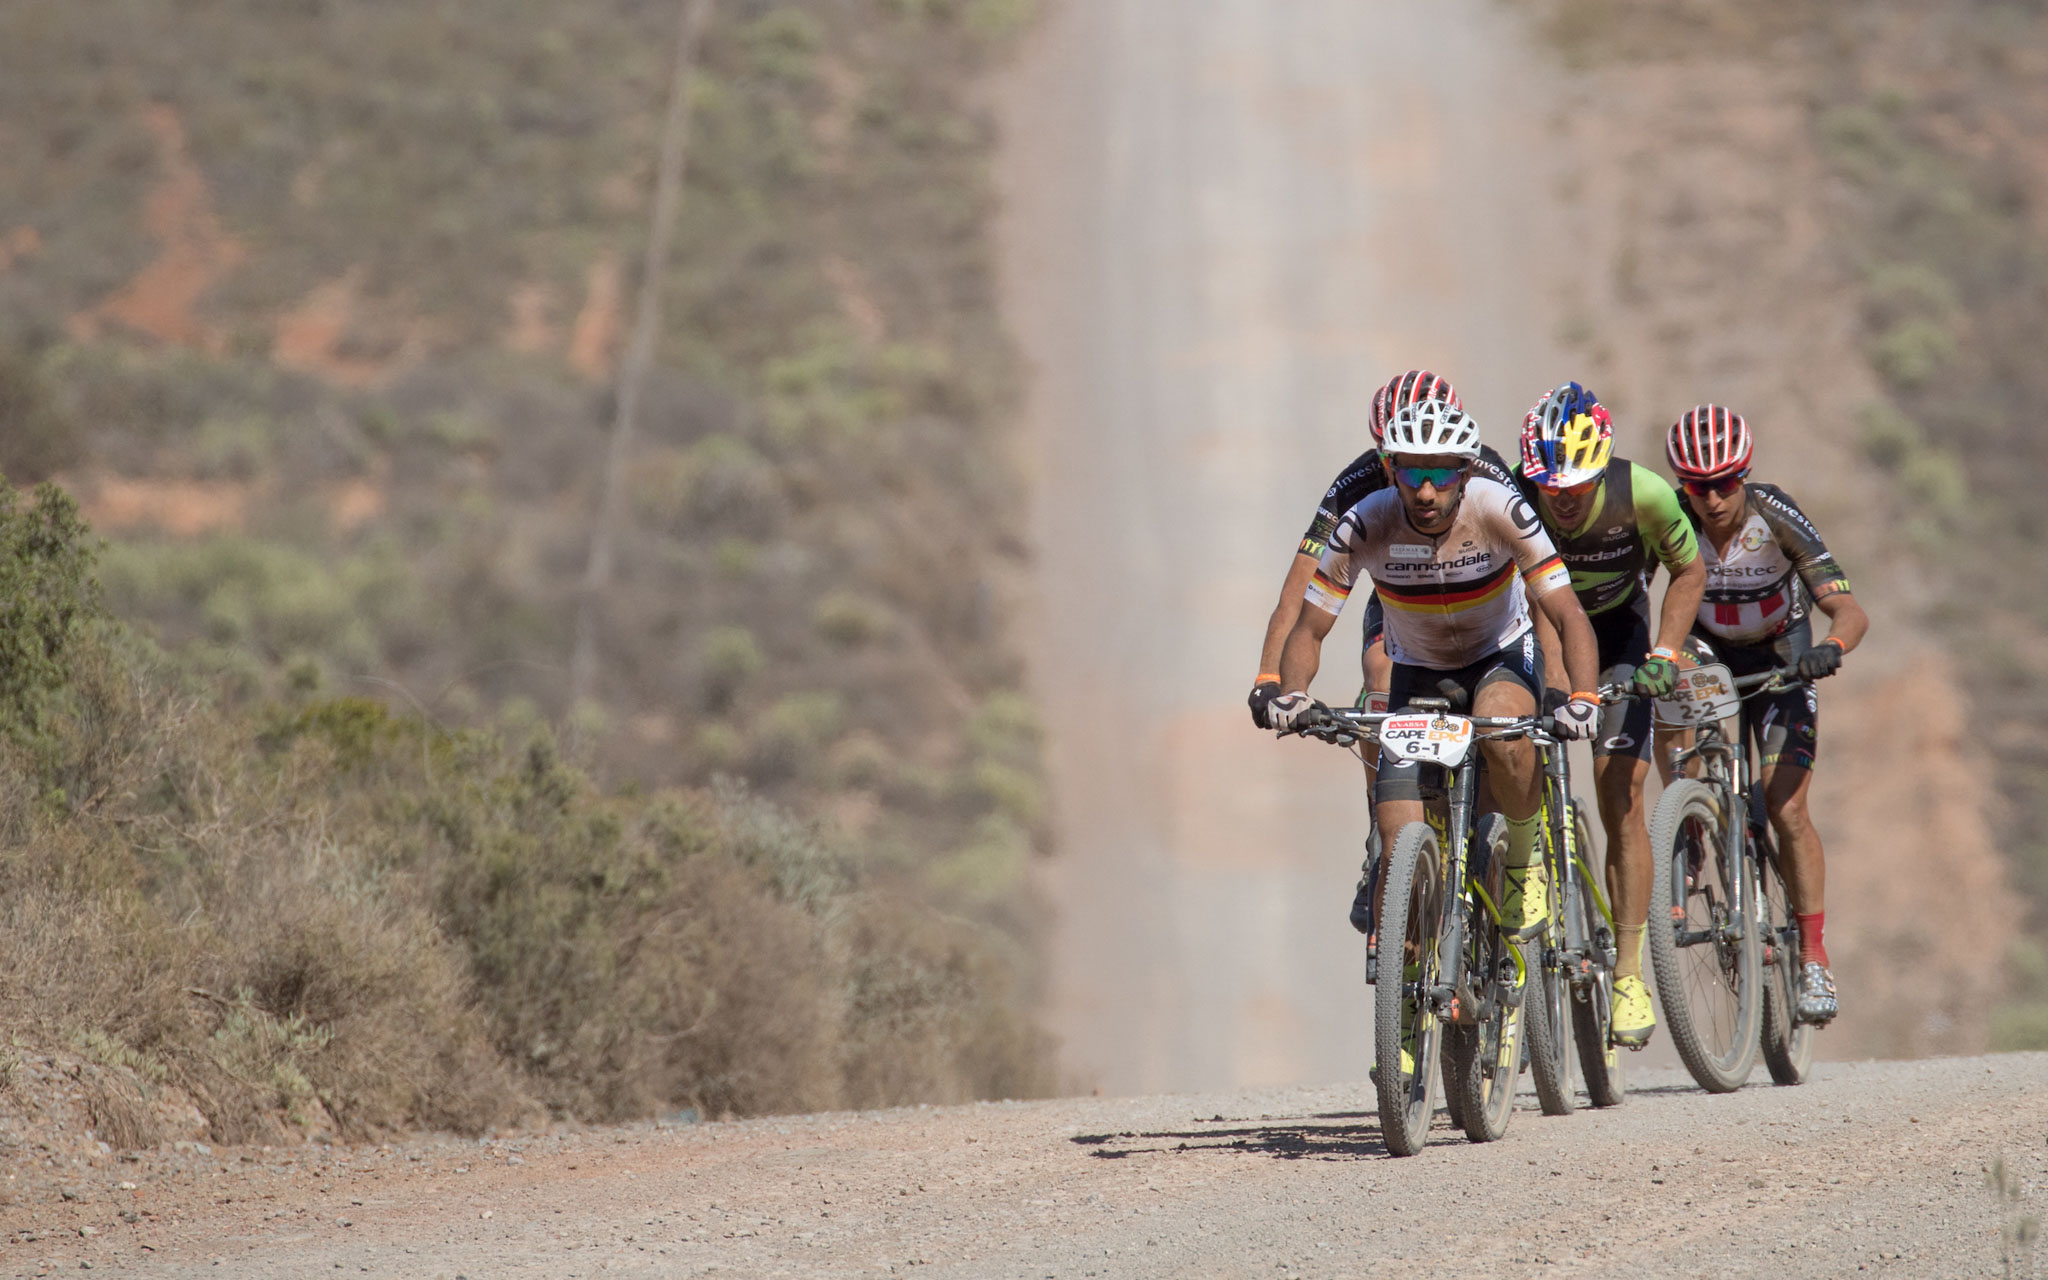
1379, 714, 1475, 767
1653, 663, 1740, 726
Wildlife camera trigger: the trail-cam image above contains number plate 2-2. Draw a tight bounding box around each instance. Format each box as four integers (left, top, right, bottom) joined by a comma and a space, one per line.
1380, 715, 1475, 766
1653, 663, 1740, 726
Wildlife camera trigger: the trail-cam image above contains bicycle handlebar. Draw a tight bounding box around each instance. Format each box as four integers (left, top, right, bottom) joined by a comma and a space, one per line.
1595, 663, 1811, 708
1285, 705, 1560, 748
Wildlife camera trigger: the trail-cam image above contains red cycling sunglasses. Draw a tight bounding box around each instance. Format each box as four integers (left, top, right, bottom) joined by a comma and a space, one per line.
1681, 470, 1748, 497
1538, 475, 1602, 499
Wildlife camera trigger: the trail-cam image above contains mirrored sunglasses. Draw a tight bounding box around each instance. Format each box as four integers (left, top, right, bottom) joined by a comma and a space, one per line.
1393, 463, 1470, 490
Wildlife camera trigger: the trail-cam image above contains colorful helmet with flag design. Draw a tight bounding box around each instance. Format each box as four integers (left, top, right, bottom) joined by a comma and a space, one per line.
1520, 380, 1615, 491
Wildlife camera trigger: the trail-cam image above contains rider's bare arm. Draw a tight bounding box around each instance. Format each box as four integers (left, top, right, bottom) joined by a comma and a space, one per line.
1654, 551, 1708, 657
1279, 602, 1339, 695
1812, 589, 1868, 656
1257, 552, 1320, 676
1533, 583, 1601, 697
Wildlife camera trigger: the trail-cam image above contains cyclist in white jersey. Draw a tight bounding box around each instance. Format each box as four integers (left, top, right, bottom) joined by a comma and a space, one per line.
1271, 403, 1602, 937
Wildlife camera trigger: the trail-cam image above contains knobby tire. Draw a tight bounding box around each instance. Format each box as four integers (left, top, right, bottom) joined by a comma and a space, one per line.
1445, 818, 1524, 1142
1758, 839, 1815, 1085
1570, 806, 1626, 1108
1648, 779, 1761, 1093
1375, 822, 1444, 1157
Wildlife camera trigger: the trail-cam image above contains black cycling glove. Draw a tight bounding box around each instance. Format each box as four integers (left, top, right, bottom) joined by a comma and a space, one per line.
1248, 679, 1282, 728
1796, 640, 1844, 681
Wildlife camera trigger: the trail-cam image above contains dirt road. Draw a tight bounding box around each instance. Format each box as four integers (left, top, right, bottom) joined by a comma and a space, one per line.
6, 1055, 2042, 1277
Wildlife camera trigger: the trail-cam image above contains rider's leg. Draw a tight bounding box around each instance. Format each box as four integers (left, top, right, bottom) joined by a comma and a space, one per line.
1474, 678, 1546, 938
1473, 679, 1541, 817
1350, 637, 1395, 935
1761, 762, 1826, 960
1595, 753, 1653, 981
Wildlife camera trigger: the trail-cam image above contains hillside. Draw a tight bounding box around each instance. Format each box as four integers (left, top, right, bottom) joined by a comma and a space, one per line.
1531, 0, 2048, 1052
0, 0, 1056, 1138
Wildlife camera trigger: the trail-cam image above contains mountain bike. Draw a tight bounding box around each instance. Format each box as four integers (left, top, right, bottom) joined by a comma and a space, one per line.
1289, 698, 1543, 1156
1645, 661, 1815, 1092
1521, 692, 1625, 1116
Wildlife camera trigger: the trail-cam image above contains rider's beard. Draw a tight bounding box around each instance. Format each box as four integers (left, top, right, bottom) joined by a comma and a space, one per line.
1403, 486, 1462, 534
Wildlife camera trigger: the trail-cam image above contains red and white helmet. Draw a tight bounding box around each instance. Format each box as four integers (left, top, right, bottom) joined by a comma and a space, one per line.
1369, 369, 1460, 445
1666, 404, 1752, 481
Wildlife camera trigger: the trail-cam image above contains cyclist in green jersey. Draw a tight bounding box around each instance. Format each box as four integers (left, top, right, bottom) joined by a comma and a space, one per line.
1515, 382, 1707, 1048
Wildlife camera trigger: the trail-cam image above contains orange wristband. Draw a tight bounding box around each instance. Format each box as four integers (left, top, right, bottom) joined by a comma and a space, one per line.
1256, 672, 1282, 685
1570, 692, 1600, 706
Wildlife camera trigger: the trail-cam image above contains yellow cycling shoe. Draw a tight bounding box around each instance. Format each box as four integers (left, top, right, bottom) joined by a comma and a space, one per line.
1498, 860, 1549, 939
1369, 1044, 1416, 1085
1610, 974, 1656, 1048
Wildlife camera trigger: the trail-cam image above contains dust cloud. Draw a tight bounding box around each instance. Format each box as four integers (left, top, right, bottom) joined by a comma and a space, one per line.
999, 0, 1582, 1095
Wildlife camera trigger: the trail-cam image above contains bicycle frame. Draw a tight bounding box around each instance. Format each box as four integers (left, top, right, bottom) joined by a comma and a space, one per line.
1294, 705, 1531, 1016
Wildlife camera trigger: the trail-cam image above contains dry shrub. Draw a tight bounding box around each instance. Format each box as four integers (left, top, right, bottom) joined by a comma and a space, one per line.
0, 498, 1053, 1143
834, 894, 1054, 1109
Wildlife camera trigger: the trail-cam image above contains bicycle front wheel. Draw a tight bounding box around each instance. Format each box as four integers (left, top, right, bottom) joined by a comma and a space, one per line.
1648, 779, 1761, 1092
1758, 839, 1815, 1085
1375, 821, 1446, 1156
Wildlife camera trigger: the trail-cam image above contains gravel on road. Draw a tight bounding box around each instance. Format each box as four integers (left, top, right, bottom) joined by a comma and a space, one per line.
5, 1055, 2043, 1278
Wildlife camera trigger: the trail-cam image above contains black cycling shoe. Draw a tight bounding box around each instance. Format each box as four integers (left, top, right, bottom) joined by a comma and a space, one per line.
1349, 835, 1381, 935
1795, 961, 1839, 1025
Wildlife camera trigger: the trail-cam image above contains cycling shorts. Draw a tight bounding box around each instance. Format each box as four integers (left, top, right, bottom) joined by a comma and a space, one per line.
1686, 620, 1819, 772
1361, 591, 1386, 653
1590, 606, 1654, 765
1376, 629, 1544, 806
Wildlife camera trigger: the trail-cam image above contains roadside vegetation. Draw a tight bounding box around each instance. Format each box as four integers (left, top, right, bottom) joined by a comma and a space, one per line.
1538, 0, 2048, 1046
0, 0, 1054, 1138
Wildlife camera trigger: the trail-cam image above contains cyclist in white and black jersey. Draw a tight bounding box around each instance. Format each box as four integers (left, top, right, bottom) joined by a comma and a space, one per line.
1667, 405, 1869, 1025
1272, 402, 1603, 938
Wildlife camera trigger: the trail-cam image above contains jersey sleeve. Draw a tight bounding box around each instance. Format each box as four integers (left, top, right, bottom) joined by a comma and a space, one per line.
1752, 484, 1851, 600
1631, 462, 1699, 572
1473, 444, 1518, 490
1497, 485, 1574, 599
1303, 509, 1365, 616
1297, 449, 1384, 559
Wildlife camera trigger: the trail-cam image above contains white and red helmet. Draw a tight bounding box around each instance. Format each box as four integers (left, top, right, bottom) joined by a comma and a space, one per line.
1369, 369, 1460, 445
1666, 404, 1753, 481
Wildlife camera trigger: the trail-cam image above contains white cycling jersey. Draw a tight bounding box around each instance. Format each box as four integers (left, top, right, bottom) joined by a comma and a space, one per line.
1305, 477, 1573, 670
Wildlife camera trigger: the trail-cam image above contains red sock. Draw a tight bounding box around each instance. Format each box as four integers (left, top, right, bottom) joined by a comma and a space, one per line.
1796, 912, 1828, 966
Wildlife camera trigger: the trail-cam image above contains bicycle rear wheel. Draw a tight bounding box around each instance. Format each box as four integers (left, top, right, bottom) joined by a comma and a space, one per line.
1527, 802, 1576, 1117
1568, 806, 1626, 1108
1648, 779, 1761, 1093
1375, 821, 1446, 1156
1758, 838, 1815, 1085
1445, 818, 1526, 1142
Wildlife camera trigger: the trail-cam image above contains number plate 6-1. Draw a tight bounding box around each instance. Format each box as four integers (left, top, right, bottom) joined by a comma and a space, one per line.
1380, 714, 1475, 766
1653, 663, 1740, 726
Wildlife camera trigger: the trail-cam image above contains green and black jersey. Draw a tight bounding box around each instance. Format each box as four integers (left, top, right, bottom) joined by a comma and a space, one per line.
1510, 458, 1698, 621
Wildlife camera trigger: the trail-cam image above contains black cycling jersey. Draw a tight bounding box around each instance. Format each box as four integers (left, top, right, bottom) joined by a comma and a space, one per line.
1510, 458, 1697, 622
1297, 443, 1516, 561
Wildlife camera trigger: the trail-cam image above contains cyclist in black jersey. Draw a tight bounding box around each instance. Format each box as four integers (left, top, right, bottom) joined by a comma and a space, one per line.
1514, 382, 1707, 1048
1247, 371, 1512, 936
1668, 405, 1869, 1025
